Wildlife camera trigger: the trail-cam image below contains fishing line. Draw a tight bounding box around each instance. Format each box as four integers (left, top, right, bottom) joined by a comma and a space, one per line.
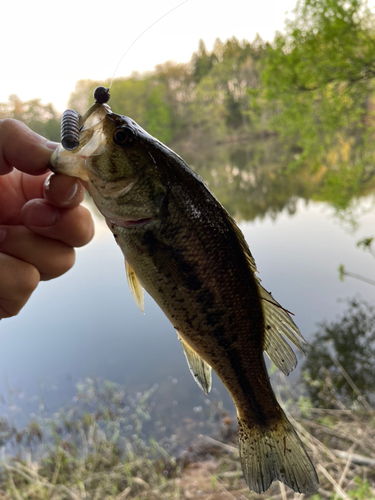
61, 0, 190, 150
109, 0, 189, 89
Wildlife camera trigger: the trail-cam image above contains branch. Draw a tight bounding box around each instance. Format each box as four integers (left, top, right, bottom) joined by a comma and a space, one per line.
338, 265, 375, 287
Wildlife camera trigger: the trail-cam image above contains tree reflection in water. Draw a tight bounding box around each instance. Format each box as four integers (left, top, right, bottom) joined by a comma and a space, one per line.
302, 298, 375, 408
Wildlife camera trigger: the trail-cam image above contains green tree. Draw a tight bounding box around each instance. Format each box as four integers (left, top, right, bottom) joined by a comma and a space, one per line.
187, 75, 228, 143
68, 38, 271, 149
64, 23, 375, 212
191, 39, 218, 83
264, 0, 375, 157
263, 0, 375, 209
143, 84, 173, 143
69, 74, 177, 144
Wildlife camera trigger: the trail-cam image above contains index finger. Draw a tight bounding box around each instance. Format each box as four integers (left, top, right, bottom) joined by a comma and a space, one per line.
0, 119, 57, 176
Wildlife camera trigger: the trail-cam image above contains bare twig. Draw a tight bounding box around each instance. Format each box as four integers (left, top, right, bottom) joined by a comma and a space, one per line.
197, 435, 239, 455
332, 449, 375, 467
317, 464, 351, 500
328, 354, 371, 410
279, 481, 288, 500
340, 269, 375, 286
334, 445, 356, 500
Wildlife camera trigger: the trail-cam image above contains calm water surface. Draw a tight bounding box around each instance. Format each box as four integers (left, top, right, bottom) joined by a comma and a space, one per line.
0, 143, 374, 426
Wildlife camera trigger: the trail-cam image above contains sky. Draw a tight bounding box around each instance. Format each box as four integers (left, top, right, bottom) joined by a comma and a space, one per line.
1, 0, 299, 113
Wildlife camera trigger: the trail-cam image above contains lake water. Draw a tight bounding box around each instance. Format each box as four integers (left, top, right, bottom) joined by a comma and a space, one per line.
0, 141, 374, 429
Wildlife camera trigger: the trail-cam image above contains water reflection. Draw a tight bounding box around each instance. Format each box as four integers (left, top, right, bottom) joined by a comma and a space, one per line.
0, 141, 374, 427
182, 139, 325, 221
303, 298, 375, 408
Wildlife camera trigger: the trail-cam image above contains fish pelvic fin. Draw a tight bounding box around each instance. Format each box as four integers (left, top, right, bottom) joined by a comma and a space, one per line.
177, 332, 212, 394
237, 415, 319, 494
125, 259, 145, 313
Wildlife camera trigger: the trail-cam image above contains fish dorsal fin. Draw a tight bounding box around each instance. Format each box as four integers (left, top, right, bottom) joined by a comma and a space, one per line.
125, 259, 144, 313
259, 285, 306, 374
225, 214, 258, 273
225, 214, 307, 375
177, 332, 212, 394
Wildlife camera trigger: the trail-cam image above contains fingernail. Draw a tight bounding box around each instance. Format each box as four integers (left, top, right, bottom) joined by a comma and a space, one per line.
0, 228, 6, 243
65, 181, 79, 202
44, 140, 58, 151
27, 202, 60, 227
44, 173, 52, 191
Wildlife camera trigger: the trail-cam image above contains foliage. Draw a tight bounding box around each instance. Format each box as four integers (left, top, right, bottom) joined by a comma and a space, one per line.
1, 378, 375, 498
65, 17, 375, 208
339, 234, 375, 286
0, 95, 61, 141
264, 0, 375, 153
262, 0, 375, 211
302, 298, 375, 407
0, 380, 182, 499
191, 39, 218, 83
185, 138, 322, 221
348, 477, 375, 500
357, 236, 375, 255
66, 37, 268, 149
2, 1, 375, 210
143, 84, 173, 143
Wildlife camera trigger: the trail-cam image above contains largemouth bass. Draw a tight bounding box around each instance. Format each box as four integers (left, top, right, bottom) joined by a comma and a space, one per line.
51, 93, 319, 494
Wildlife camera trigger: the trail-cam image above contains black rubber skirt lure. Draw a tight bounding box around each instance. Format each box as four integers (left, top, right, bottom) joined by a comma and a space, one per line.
60, 87, 110, 151
61, 109, 81, 151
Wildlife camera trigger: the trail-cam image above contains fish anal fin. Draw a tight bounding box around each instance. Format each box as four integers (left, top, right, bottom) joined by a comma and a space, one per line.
125, 259, 144, 313
177, 332, 212, 395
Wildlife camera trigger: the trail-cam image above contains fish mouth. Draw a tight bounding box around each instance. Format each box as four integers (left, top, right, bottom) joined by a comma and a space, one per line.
105, 214, 156, 229
121, 217, 155, 228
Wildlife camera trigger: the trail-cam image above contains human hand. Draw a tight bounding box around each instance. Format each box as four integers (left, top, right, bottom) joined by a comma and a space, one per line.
0, 119, 94, 319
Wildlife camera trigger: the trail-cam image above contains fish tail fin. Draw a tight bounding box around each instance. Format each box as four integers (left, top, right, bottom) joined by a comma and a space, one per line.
237, 414, 319, 494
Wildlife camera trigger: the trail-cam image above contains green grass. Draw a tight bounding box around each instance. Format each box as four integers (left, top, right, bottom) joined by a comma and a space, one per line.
0, 377, 375, 499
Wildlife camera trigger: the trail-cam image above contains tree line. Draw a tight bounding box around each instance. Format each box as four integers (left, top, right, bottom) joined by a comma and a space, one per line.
67, 35, 268, 147
2, 0, 375, 210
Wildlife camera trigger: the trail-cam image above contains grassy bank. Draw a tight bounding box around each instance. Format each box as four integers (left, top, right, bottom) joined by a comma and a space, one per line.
0, 379, 374, 499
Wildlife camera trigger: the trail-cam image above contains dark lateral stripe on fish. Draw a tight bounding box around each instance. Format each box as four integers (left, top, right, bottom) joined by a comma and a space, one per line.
141, 230, 203, 291
93, 155, 137, 182
223, 346, 270, 427
197, 288, 215, 311
109, 156, 122, 177
141, 230, 160, 256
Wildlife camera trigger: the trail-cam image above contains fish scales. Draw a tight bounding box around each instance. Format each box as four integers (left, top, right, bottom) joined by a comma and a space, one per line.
119, 174, 276, 425
51, 104, 319, 495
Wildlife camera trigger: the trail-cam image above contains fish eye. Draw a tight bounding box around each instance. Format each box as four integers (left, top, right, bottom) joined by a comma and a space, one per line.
113, 126, 135, 147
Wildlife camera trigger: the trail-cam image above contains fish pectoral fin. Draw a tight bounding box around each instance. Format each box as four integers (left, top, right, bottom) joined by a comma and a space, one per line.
259, 285, 307, 375
177, 332, 212, 395
125, 259, 144, 313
